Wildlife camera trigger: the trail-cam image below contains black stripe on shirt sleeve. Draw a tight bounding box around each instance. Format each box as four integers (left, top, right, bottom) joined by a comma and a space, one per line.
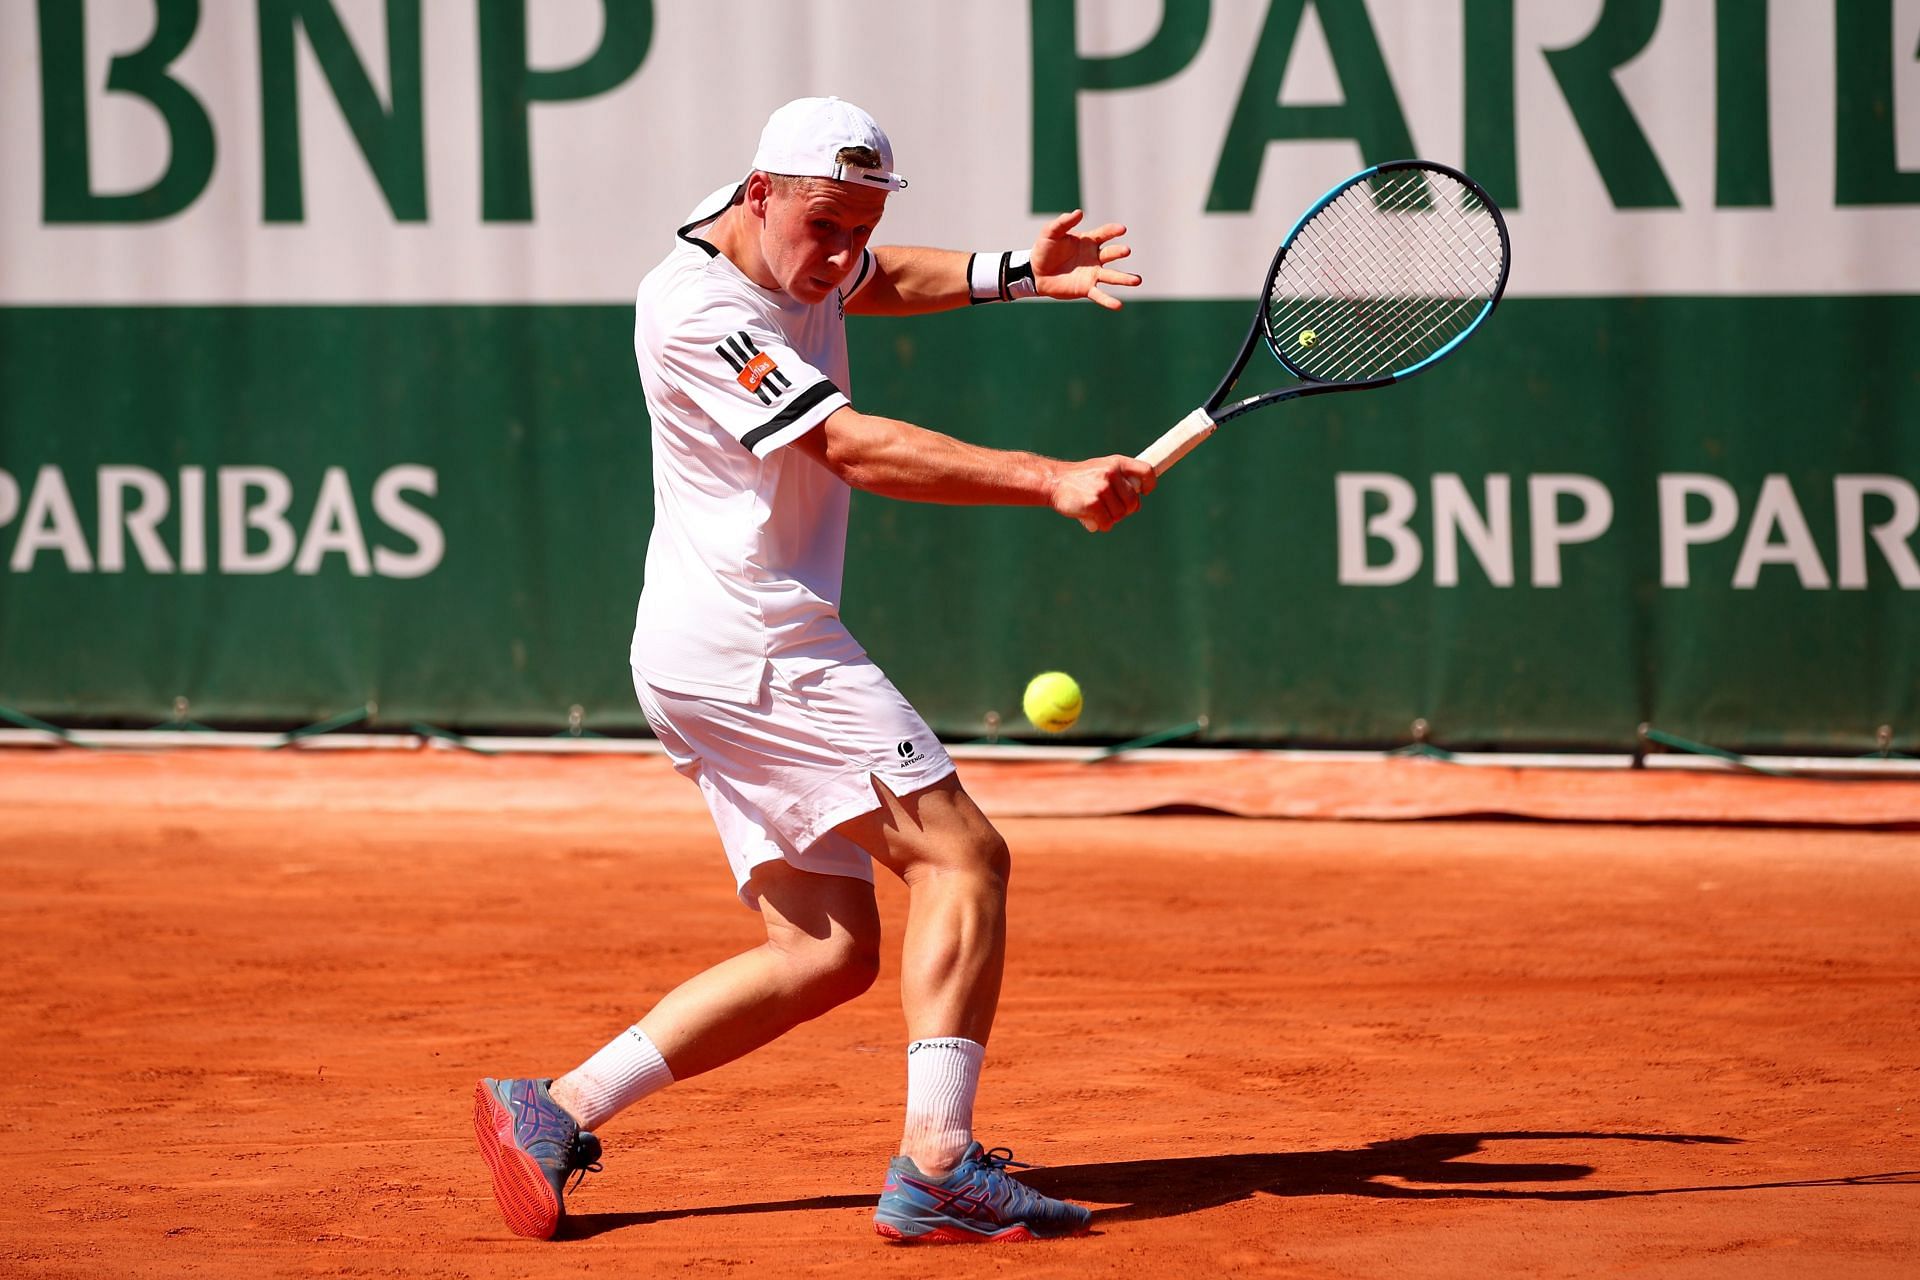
741, 380, 843, 453
843, 249, 874, 301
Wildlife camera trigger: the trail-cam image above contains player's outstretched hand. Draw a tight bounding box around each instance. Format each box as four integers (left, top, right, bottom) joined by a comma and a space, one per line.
1052, 455, 1157, 532
1031, 210, 1142, 311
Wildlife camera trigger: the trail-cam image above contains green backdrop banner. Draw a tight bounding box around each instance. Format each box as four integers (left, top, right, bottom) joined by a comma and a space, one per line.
3, 1, 1917, 751
2, 298, 1915, 752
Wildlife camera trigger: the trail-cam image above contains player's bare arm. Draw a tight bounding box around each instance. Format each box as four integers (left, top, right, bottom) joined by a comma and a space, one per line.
792, 405, 1155, 531
846, 211, 1142, 316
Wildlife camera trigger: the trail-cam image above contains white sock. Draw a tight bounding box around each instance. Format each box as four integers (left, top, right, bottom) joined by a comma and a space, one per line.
556, 1026, 674, 1131
900, 1037, 985, 1174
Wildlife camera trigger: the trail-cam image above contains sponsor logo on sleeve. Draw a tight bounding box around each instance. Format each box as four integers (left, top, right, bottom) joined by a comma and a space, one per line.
715, 333, 793, 405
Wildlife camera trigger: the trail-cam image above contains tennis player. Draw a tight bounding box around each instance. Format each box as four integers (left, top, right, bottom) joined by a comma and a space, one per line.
474, 95, 1152, 1244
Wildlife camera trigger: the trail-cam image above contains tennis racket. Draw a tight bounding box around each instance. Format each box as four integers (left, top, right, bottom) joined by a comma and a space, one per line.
1090, 159, 1509, 528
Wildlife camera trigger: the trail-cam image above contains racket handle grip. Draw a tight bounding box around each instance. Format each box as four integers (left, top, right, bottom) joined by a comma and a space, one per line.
1139, 406, 1218, 474
1078, 407, 1216, 532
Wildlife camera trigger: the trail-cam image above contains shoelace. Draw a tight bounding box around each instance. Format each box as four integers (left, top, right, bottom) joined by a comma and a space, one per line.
565, 1131, 604, 1193
971, 1147, 1033, 1174
967, 1147, 1081, 1220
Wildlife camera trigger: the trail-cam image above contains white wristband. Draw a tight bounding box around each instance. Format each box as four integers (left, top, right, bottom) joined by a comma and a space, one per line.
967, 250, 1038, 303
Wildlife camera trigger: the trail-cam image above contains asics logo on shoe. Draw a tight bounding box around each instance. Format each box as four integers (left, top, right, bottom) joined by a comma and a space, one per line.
897, 1174, 1001, 1222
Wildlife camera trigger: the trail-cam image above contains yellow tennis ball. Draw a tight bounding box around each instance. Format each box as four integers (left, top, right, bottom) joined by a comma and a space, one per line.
1022, 671, 1083, 734
1299, 328, 1317, 347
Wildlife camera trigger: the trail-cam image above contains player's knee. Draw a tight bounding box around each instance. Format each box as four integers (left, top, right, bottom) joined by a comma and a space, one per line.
925, 824, 1010, 891
790, 928, 881, 1008
970, 826, 1012, 889
828, 935, 883, 1003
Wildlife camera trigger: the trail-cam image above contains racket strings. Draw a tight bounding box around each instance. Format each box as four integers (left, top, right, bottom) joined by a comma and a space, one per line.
1281, 281, 1478, 382
1273, 182, 1497, 379
1296, 172, 1503, 308
1266, 169, 1504, 382
1285, 278, 1477, 381
1310, 182, 1501, 374
1272, 184, 1498, 380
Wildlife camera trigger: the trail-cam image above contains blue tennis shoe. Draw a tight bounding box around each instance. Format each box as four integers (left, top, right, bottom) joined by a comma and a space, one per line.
874, 1142, 1092, 1243
472, 1077, 603, 1239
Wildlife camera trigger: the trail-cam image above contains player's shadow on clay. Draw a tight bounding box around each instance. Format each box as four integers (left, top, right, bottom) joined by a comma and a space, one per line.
1021, 1131, 1919, 1223
560, 1130, 1918, 1238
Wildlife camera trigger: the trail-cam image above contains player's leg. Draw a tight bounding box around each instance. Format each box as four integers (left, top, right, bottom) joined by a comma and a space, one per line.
839, 775, 1092, 1242
837, 775, 1005, 1175
551, 861, 881, 1118
477, 863, 880, 1239
841, 773, 1007, 1052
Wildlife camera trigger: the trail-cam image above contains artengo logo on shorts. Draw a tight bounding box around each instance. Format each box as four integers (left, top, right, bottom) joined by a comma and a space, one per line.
0, 463, 444, 578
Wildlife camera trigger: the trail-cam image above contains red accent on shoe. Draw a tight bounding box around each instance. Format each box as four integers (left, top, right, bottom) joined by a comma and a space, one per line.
472, 1081, 563, 1239
875, 1221, 1043, 1245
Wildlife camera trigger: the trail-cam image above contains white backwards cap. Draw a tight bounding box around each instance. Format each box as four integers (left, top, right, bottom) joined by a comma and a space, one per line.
750, 96, 908, 191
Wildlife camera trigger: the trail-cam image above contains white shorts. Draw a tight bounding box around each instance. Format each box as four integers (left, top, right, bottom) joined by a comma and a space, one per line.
633, 656, 956, 910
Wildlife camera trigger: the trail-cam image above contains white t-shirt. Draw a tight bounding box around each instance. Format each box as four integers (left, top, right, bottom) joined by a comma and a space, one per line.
630, 184, 881, 701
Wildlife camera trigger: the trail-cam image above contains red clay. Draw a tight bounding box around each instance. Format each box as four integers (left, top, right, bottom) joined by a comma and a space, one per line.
2, 749, 1916, 1278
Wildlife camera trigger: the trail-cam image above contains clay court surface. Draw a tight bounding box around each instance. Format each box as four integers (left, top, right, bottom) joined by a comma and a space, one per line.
2, 749, 1916, 1278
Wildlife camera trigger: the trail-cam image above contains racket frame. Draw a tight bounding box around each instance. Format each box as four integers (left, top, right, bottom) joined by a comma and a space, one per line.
1091, 159, 1510, 529
1206, 157, 1511, 428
